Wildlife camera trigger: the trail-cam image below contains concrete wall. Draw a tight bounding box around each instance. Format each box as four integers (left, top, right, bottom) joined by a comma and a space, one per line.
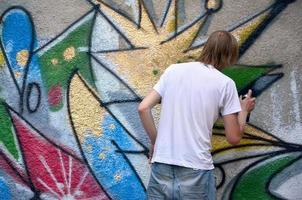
0, 0, 301, 199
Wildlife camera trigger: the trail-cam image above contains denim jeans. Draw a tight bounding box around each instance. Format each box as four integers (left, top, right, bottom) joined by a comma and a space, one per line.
147, 162, 216, 200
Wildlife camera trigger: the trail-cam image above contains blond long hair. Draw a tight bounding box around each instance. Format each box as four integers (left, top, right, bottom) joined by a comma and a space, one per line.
199, 30, 238, 70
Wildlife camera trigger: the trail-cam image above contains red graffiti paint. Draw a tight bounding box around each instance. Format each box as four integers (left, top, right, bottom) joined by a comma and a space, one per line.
0, 150, 29, 186
11, 112, 109, 200
48, 85, 62, 107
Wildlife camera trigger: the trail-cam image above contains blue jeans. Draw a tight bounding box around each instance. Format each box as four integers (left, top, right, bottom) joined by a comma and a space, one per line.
147, 163, 216, 200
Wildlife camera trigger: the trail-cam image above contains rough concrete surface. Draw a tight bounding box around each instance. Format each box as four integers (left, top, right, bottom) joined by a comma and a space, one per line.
0, 0, 301, 199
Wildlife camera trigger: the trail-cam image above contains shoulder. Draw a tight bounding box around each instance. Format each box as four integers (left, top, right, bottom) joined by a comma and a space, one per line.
162, 63, 184, 75
168, 61, 201, 71
212, 68, 235, 86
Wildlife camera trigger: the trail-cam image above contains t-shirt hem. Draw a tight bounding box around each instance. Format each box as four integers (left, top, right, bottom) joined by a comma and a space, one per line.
222, 108, 242, 116
151, 157, 214, 170
153, 86, 163, 97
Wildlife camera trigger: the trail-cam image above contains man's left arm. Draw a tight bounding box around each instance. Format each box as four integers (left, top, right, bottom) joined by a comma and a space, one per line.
138, 90, 161, 146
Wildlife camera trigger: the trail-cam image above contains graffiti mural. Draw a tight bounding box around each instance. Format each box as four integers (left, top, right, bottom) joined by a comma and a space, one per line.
0, 0, 301, 199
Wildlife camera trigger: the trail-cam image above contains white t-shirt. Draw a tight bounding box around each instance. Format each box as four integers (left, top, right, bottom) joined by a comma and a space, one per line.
151, 62, 241, 169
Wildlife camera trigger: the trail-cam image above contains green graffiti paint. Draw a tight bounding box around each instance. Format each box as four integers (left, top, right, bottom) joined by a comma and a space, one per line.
222, 66, 268, 91
39, 20, 95, 111
232, 153, 300, 200
0, 102, 19, 160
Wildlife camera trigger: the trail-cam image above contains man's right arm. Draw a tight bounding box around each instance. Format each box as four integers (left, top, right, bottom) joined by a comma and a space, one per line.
223, 89, 255, 145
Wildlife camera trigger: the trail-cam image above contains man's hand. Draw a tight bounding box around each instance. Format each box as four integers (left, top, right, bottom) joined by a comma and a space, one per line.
223, 89, 256, 145
240, 89, 256, 113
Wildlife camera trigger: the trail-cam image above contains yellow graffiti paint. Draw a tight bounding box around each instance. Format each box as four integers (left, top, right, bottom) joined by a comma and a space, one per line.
63, 46, 76, 61
232, 12, 269, 46
114, 173, 122, 182
86, 144, 93, 152
109, 123, 115, 130
69, 73, 105, 142
14, 71, 22, 78
51, 58, 59, 65
16, 50, 29, 67
212, 119, 278, 152
99, 152, 106, 160
0, 50, 4, 67
98, 0, 205, 97
207, 0, 218, 10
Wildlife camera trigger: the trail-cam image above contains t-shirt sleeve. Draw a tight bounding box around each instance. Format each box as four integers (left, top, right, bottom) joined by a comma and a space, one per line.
153, 68, 169, 97
220, 80, 242, 116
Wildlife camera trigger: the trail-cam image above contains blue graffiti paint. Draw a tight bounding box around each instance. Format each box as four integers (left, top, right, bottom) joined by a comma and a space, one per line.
1, 9, 41, 86
83, 114, 146, 200
2, 9, 33, 85
0, 177, 12, 199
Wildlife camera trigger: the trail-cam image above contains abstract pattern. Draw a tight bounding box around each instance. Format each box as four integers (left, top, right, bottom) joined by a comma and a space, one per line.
68, 72, 146, 199
0, 0, 301, 199
1, 7, 42, 114
10, 106, 110, 199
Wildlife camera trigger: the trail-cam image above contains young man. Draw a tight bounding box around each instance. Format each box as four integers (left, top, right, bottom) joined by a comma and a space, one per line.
138, 31, 256, 200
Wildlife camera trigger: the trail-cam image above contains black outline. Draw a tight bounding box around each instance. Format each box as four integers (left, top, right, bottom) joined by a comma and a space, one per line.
0, 148, 29, 186
103, 99, 142, 106
7, 103, 83, 156
187, 0, 295, 55
161, 12, 208, 45
228, 3, 275, 33
159, 0, 173, 27
239, 73, 284, 97
0, 37, 22, 97
17, 8, 36, 115
89, 53, 141, 100
0, 6, 99, 116
215, 150, 286, 192
26, 82, 41, 113
67, 69, 146, 149
6, 103, 111, 199
0, 0, 299, 198
90, 47, 147, 54
87, 9, 98, 86
235, 64, 282, 69
229, 152, 302, 199
213, 132, 281, 147
221, 64, 284, 97
185, 13, 210, 51
115, 149, 149, 156
205, 0, 223, 13
215, 150, 297, 166
85, 0, 135, 48
139, 0, 158, 33
213, 133, 282, 148
7, 104, 40, 197
71, 2, 300, 198
215, 164, 226, 188
0, 6, 35, 114
214, 149, 302, 190
66, 69, 149, 198
246, 122, 302, 149
239, 0, 296, 56
174, 0, 178, 35
33, 7, 95, 54
96, 0, 139, 28
267, 154, 302, 199
212, 143, 285, 155
111, 140, 146, 191
213, 129, 302, 152
212, 120, 302, 194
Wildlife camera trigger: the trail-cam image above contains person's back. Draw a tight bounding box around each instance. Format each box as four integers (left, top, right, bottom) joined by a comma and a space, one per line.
138, 30, 256, 200
152, 62, 240, 170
